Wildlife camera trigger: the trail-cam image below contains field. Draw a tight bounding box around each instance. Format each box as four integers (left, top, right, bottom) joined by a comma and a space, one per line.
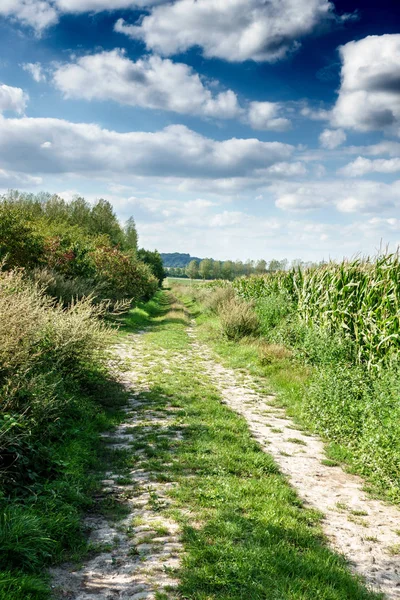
1, 193, 399, 599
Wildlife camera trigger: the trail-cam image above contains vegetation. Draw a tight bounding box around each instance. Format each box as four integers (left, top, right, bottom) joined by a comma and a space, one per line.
0, 190, 162, 598
174, 256, 400, 504
116, 291, 379, 600
0, 190, 159, 306
167, 257, 292, 280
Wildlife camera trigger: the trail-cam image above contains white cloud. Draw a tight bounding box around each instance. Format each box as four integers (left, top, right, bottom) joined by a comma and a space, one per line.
0, 84, 28, 114
0, 115, 294, 179
332, 34, 400, 133
0, 167, 41, 187
0, 0, 58, 33
339, 156, 400, 177
55, 0, 165, 12
271, 179, 400, 214
319, 128, 346, 149
53, 50, 242, 120
23, 62, 46, 82
52, 50, 292, 128
300, 104, 331, 121
275, 190, 327, 211
263, 162, 307, 177
345, 141, 400, 157
115, 0, 344, 63
0, 0, 176, 33
247, 102, 291, 131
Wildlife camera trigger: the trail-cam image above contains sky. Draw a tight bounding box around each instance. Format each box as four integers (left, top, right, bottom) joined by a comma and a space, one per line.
0, 0, 400, 262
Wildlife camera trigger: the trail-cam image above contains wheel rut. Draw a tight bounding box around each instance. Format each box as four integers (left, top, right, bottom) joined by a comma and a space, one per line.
187, 323, 400, 599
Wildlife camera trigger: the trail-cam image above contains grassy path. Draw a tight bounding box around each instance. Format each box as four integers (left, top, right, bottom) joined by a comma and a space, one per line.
52, 291, 383, 600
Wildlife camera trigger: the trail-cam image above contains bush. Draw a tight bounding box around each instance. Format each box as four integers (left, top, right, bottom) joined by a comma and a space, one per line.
91, 245, 158, 303
0, 204, 44, 269
219, 298, 259, 340
31, 268, 106, 306
0, 268, 110, 486
203, 285, 235, 314
304, 361, 400, 501
256, 291, 293, 335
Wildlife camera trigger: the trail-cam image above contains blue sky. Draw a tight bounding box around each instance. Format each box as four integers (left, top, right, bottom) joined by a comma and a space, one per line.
0, 0, 399, 261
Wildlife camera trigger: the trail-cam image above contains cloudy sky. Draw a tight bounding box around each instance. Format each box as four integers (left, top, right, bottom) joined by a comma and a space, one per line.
0, 0, 399, 261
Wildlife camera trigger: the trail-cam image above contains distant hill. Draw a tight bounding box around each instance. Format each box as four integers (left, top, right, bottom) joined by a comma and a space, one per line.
160, 253, 203, 268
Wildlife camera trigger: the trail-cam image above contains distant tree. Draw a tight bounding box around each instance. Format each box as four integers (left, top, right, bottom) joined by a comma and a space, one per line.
186, 260, 199, 279
212, 260, 222, 279
124, 217, 139, 253
244, 259, 254, 276
221, 260, 234, 280
269, 259, 282, 273
255, 259, 267, 274
199, 258, 213, 280
137, 248, 165, 286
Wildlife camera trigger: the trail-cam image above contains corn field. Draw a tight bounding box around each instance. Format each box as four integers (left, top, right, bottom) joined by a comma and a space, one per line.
233, 254, 400, 368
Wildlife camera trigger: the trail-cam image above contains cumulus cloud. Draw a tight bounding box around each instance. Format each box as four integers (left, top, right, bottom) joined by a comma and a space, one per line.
53, 50, 242, 120
300, 104, 331, 121
247, 102, 291, 131
339, 156, 400, 177
0, 116, 294, 179
0, 0, 58, 33
271, 179, 400, 214
332, 34, 400, 133
23, 62, 46, 82
0, 0, 174, 33
52, 50, 292, 128
0, 84, 28, 114
345, 141, 400, 157
115, 0, 345, 63
319, 128, 346, 149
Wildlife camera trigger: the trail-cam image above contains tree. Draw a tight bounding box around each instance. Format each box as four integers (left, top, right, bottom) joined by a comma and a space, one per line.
124, 217, 139, 253
221, 260, 234, 280
137, 248, 165, 286
68, 196, 91, 230
186, 260, 199, 279
199, 258, 213, 280
89, 199, 124, 246
255, 259, 267, 274
269, 259, 283, 273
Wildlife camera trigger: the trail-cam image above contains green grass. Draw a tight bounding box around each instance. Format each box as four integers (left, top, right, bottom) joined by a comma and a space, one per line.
116, 290, 381, 599
179, 287, 400, 505
0, 372, 128, 600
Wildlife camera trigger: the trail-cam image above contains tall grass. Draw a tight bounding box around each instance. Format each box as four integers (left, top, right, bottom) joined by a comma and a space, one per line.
0, 267, 124, 599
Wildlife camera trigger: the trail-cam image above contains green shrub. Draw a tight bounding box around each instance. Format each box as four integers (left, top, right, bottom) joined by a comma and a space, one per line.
304, 362, 400, 501
0, 204, 44, 269
219, 298, 259, 340
203, 285, 235, 314
91, 245, 158, 303
256, 291, 293, 335
0, 268, 111, 486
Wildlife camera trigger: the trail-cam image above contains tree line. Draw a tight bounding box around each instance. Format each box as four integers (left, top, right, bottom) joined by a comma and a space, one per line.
168, 258, 319, 280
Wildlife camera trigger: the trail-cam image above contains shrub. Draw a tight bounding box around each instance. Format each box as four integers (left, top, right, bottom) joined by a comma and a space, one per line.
219, 298, 259, 340
0, 204, 44, 269
91, 245, 158, 303
304, 361, 400, 501
203, 285, 235, 314
0, 268, 110, 487
256, 291, 293, 335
